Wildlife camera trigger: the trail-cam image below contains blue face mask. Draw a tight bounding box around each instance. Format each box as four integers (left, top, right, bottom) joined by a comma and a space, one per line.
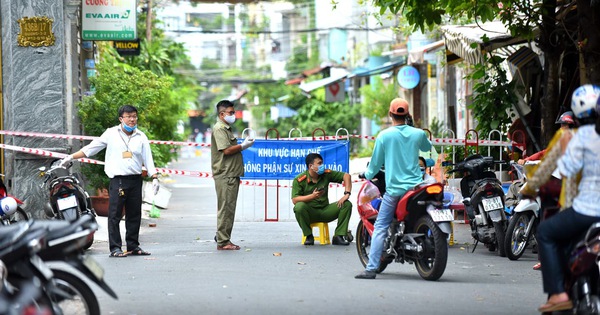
420, 167, 426, 175
123, 123, 137, 133
317, 164, 325, 175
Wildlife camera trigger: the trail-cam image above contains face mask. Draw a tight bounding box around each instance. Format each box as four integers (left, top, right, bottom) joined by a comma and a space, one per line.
224, 114, 236, 124
123, 123, 137, 132
420, 167, 426, 175
316, 165, 325, 175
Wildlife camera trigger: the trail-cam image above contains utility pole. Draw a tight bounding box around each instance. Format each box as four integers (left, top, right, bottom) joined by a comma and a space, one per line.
146, 0, 153, 43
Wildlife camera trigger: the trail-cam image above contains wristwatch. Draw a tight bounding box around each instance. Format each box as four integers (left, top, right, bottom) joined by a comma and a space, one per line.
344, 191, 351, 196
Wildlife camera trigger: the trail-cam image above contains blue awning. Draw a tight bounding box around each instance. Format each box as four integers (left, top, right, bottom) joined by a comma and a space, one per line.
348, 59, 405, 78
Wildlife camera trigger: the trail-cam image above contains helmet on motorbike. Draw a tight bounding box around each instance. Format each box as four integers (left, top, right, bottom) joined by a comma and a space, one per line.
571, 84, 600, 119
0, 197, 17, 217
555, 111, 575, 125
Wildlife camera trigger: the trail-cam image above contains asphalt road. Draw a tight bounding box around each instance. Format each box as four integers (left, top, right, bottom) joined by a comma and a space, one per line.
84, 148, 547, 315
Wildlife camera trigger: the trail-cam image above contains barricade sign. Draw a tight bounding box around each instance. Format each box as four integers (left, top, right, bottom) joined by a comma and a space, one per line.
241, 139, 349, 180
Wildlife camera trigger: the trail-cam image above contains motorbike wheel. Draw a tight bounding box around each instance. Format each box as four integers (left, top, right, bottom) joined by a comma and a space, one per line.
50, 269, 100, 315
413, 215, 448, 281
494, 221, 507, 257
355, 221, 388, 274
504, 212, 533, 261
11, 207, 29, 223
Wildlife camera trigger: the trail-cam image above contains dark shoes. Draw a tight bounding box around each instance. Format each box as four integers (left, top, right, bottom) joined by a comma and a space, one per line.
304, 234, 314, 246
332, 235, 350, 246
355, 270, 376, 279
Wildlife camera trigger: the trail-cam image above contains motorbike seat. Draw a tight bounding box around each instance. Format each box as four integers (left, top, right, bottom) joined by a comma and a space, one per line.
31, 214, 97, 241
0, 221, 30, 252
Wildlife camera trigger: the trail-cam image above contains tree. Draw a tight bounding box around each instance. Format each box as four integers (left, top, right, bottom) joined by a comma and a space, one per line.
77, 59, 180, 191
370, 0, 599, 147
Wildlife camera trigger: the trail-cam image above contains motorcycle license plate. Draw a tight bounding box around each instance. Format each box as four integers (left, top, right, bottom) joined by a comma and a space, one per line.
427, 208, 454, 222
482, 196, 503, 212
82, 255, 104, 280
57, 195, 77, 210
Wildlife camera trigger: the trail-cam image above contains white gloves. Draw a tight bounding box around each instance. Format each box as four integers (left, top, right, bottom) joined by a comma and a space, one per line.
59, 155, 74, 167
152, 178, 160, 195
240, 137, 255, 150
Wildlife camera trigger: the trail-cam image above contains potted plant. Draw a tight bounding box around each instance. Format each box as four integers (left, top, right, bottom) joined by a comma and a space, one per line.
77, 53, 183, 216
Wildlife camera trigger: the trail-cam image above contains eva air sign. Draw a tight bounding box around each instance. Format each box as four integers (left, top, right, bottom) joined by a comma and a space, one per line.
82, 0, 136, 41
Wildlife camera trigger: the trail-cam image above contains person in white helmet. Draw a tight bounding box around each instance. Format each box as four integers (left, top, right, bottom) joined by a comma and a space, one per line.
533, 84, 600, 313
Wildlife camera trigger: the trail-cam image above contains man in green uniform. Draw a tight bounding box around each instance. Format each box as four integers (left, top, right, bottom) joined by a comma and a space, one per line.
292, 153, 352, 245
211, 100, 255, 250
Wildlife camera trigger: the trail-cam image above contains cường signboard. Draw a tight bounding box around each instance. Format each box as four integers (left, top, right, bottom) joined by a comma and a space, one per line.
82, 0, 137, 41
240, 140, 349, 180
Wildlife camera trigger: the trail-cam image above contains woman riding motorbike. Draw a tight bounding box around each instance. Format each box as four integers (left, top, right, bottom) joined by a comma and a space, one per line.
522, 84, 600, 313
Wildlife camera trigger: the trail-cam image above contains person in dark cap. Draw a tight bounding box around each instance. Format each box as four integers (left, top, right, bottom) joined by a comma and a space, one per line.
355, 98, 432, 279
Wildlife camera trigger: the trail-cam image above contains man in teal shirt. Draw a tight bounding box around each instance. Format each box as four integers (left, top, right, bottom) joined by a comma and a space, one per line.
355, 98, 432, 279
292, 153, 353, 245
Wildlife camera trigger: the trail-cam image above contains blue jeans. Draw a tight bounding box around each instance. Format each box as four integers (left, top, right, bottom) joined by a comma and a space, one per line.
537, 207, 600, 295
365, 192, 404, 272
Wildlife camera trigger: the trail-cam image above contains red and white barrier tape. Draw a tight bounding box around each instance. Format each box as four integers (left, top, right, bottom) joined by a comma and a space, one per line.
0, 142, 362, 188
0, 130, 210, 147
0, 130, 522, 148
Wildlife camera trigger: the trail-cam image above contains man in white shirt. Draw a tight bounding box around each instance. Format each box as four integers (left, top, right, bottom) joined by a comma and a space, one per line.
61, 105, 158, 258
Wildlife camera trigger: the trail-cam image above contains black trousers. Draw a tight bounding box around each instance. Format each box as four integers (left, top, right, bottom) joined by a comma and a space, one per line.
108, 175, 143, 252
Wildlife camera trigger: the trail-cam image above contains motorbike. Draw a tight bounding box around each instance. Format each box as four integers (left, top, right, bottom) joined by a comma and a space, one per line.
562, 221, 600, 314
0, 220, 64, 314
504, 162, 541, 260
0, 215, 117, 315
0, 174, 29, 225
446, 154, 509, 257
38, 159, 96, 249
355, 174, 452, 281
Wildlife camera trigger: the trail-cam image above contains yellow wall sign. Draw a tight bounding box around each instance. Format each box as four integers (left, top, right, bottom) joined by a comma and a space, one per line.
17, 16, 55, 47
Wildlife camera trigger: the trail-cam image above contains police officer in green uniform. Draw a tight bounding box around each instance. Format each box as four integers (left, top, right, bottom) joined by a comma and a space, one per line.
292, 153, 352, 245
211, 100, 255, 250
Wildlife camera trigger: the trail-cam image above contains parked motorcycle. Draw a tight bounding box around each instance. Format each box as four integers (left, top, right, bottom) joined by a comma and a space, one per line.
0, 215, 117, 315
0, 220, 65, 314
38, 159, 96, 249
446, 154, 509, 256
0, 174, 29, 225
504, 162, 540, 260
355, 175, 452, 281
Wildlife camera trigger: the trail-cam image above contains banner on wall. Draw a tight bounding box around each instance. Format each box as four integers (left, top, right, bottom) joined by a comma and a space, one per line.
82, 0, 137, 41
240, 140, 350, 180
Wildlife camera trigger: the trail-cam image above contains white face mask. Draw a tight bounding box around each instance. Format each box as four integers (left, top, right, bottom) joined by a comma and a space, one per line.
224, 114, 236, 124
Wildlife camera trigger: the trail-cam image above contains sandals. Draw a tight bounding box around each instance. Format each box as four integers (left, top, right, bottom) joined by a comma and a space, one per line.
217, 243, 240, 250
128, 247, 151, 256
538, 300, 572, 312
109, 249, 128, 258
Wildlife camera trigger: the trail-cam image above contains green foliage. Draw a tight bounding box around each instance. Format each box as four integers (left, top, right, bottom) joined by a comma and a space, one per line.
465, 48, 516, 138
358, 76, 398, 125
77, 57, 183, 190
247, 82, 361, 152
429, 116, 444, 138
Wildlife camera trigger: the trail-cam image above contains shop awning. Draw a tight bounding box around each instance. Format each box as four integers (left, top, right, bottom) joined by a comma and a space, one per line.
408, 40, 445, 64
298, 72, 348, 94
285, 65, 332, 85
348, 59, 405, 78
441, 21, 529, 64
